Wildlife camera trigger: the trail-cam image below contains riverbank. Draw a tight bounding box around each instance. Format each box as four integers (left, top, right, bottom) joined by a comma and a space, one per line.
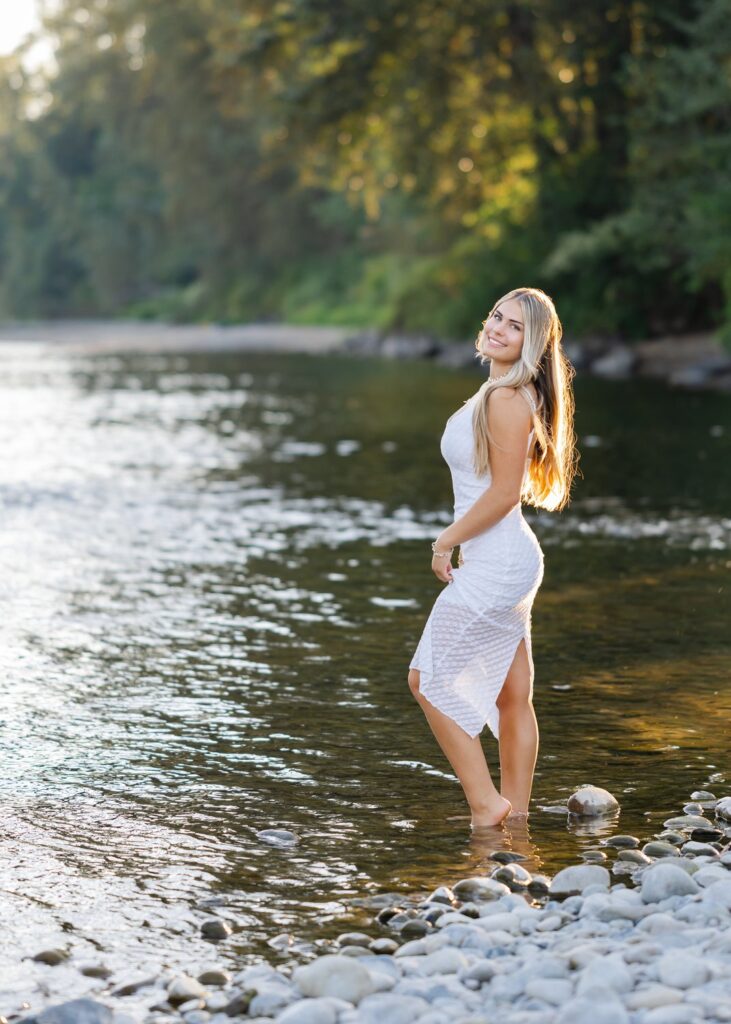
0, 320, 730, 392
9, 788, 731, 1024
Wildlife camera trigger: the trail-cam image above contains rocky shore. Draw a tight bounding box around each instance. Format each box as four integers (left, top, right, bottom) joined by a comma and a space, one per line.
342, 329, 731, 393
10, 787, 731, 1024
0, 321, 730, 392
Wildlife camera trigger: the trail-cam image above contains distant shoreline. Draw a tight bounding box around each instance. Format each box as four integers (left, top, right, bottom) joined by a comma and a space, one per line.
0, 319, 729, 392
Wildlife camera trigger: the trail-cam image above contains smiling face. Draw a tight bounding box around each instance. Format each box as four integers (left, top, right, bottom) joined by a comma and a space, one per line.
479, 298, 525, 366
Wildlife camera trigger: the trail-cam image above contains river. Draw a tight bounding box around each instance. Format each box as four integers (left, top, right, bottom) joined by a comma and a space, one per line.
0, 340, 728, 1013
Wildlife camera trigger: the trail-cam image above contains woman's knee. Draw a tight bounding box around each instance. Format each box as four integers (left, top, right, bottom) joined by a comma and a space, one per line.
408, 668, 421, 698
496, 689, 533, 713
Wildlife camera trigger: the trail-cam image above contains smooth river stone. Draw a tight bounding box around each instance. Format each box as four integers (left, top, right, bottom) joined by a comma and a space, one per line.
336, 932, 372, 948
452, 877, 510, 901
197, 969, 230, 987
625, 984, 684, 1010
276, 999, 338, 1024
369, 938, 399, 955
168, 976, 209, 1003
662, 815, 715, 830
426, 886, 454, 905
32, 949, 70, 966
293, 955, 375, 1004
17, 999, 114, 1024
524, 978, 573, 1006
581, 849, 608, 863
680, 841, 719, 857
604, 835, 640, 849
692, 864, 729, 887
617, 849, 651, 865
715, 796, 731, 820
642, 841, 680, 859
549, 864, 611, 895
640, 863, 700, 902
567, 786, 619, 816
417, 948, 469, 975
556, 993, 629, 1024
356, 993, 431, 1024
576, 955, 632, 994
642, 1007, 704, 1024
656, 950, 710, 989
200, 919, 232, 940
254, 828, 300, 847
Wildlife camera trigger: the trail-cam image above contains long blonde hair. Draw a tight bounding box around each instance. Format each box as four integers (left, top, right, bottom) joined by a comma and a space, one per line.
471, 287, 580, 511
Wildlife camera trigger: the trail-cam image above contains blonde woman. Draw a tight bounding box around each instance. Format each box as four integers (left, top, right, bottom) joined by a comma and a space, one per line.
408, 287, 579, 830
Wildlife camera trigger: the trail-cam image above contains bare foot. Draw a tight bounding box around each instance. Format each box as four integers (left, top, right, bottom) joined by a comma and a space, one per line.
470, 796, 512, 830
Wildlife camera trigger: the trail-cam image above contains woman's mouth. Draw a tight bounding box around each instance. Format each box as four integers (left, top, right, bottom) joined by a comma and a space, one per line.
485, 336, 507, 348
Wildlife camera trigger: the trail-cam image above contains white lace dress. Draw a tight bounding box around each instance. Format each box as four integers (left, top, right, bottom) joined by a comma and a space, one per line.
409, 384, 544, 740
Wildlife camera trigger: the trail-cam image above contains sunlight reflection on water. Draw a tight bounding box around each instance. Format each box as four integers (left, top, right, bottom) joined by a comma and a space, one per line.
0, 341, 728, 1012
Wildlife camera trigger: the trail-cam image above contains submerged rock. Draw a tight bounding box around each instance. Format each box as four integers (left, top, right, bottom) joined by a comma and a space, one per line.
452, 877, 510, 901
604, 835, 640, 849
567, 786, 619, 816
662, 814, 715, 830
642, 841, 680, 859
255, 828, 300, 847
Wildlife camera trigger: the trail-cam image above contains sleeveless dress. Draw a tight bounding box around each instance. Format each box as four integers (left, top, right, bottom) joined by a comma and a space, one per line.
409, 383, 545, 740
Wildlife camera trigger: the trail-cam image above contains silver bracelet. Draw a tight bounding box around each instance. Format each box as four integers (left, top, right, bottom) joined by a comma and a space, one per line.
431, 541, 454, 558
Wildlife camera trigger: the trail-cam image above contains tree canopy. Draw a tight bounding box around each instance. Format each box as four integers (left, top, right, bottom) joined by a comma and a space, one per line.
0, 0, 728, 344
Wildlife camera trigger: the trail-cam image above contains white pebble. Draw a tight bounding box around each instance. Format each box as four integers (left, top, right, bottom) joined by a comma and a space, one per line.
524, 978, 573, 1005
640, 864, 700, 903
656, 950, 709, 989
418, 948, 469, 976
625, 984, 684, 1010
276, 999, 338, 1024
549, 865, 611, 896
293, 955, 375, 1004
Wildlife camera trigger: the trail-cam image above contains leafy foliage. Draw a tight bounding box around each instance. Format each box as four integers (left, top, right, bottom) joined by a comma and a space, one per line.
0, 0, 727, 344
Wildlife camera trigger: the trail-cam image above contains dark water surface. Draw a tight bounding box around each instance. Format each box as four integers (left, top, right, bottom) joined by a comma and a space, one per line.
0, 342, 729, 1011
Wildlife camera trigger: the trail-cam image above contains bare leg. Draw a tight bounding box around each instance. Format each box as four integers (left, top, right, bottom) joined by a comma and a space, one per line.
495, 638, 539, 815
408, 669, 511, 828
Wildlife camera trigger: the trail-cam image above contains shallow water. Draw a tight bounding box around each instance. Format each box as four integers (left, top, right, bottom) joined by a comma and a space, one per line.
0, 342, 729, 1012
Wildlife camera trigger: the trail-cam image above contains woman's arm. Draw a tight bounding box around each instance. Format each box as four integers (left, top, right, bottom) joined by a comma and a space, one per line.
436, 388, 532, 551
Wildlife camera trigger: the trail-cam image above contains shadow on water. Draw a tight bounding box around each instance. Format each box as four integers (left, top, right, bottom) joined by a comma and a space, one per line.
0, 343, 728, 1008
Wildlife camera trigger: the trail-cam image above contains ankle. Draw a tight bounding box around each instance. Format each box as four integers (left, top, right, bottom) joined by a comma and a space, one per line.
470, 794, 509, 815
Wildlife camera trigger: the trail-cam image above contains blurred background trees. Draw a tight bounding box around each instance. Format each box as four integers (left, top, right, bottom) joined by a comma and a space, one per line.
0, 0, 728, 344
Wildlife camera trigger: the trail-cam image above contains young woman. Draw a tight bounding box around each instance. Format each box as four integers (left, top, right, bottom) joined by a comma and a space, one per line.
408, 287, 579, 830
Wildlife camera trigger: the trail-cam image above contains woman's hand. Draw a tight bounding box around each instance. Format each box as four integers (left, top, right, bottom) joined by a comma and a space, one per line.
431, 538, 454, 583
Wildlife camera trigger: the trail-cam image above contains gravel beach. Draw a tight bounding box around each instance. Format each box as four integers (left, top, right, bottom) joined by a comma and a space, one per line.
8, 788, 731, 1024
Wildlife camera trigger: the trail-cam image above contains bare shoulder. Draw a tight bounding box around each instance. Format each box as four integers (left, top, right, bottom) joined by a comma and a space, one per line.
485, 385, 533, 434
487, 385, 534, 416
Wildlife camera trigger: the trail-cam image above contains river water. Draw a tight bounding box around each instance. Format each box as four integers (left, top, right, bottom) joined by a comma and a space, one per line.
0, 341, 729, 1013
